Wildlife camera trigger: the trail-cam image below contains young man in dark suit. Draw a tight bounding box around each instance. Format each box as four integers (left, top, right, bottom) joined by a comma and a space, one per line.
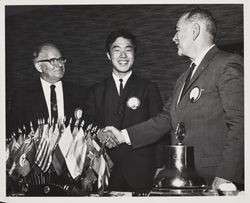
85, 30, 165, 192
104, 8, 244, 190
8, 43, 87, 136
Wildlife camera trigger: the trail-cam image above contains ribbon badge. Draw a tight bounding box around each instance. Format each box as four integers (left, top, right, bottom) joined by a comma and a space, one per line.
127, 97, 141, 110
189, 86, 202, 103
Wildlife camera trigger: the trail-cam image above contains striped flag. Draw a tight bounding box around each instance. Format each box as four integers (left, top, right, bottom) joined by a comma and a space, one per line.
52, 120, 72, 175
34, 124, 52, 172
49, 123, 60, 152
48, 123, 54, 140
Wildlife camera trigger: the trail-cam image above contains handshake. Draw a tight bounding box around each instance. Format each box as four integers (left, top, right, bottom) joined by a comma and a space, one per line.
97, 126, 127, 149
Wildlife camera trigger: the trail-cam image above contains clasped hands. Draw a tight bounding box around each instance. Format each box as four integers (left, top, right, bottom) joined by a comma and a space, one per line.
98, 128, 238, 191
97, 126, 125, 149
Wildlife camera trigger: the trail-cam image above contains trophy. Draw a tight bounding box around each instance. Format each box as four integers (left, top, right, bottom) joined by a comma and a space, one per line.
150, 122, 207, 196
175, 122, 185, 145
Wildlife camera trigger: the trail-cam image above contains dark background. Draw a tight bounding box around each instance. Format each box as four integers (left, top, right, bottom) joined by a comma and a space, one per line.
5, 4, 243, 109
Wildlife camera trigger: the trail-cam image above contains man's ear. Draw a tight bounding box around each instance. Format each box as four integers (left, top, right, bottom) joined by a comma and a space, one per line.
192, 23, 200, 40
106, 52, 111, 61
34, 62, 42, 73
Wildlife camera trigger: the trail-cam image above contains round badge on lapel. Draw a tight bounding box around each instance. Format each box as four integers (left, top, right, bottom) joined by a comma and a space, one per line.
127, 97, 141, 110
189, 86, 201, 103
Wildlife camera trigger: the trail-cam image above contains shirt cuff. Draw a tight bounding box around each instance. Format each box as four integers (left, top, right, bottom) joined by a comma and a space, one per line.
121, 129, 131, 145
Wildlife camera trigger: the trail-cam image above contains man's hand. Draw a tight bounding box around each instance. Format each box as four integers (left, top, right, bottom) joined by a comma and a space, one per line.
97, 129, 119, 149
103, 126, 126, 144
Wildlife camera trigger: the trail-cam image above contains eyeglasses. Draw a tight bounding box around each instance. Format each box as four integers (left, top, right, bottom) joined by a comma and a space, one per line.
37, 57, 67, 66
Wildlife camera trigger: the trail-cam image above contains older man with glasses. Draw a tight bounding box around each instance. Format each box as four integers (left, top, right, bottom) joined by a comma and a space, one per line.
8, 42, 88, 135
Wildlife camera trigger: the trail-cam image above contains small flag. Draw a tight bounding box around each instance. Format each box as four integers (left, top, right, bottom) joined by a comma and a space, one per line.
97, 155, 106, 189
9, 136, 34, 178
65, 127, 87, 179
8, 162, 16, 176
58, 122, 73, 157
34, 124, 52, 172
52, 145, 64, 176
72, 119, 80, 139
49, 123, 60, 152
52, 119, 66, 176
15, 138, 34, 177
15, 128, 24, 151
81, 168, 97, 192
103, 152, 114, 171
48, 122, 54, 140
6, 138, 16, 174
92, 139, 101, 152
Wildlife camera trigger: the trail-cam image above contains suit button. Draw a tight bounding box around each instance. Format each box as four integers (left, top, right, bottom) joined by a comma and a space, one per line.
118, 111, 122, 115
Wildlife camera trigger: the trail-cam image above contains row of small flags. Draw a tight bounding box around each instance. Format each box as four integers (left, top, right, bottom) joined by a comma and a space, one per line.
6, 117, 113, 192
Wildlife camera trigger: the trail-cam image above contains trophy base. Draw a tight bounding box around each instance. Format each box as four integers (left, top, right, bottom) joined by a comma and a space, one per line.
149, 187, 219, 196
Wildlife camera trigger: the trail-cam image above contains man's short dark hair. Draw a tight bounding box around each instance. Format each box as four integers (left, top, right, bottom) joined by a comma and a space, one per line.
106, 29, 137, 53
184, 7, 217, 39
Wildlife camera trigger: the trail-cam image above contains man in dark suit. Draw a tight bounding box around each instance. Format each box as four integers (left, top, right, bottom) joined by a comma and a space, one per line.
7, 43, 89, 195
8, 42, 87, 137
104, 8, 244, 190
85, 30, 165, 192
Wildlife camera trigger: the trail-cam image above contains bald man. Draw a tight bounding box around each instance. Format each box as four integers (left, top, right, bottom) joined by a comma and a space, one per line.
8, 43, 87, 134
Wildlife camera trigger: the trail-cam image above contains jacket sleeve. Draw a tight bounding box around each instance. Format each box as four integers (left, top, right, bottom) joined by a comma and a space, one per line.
7, 89, 24, 136
83, 85, 105, 129
127, 94, 173, 149
147, 83, 163, 117
147, 82, 171, 167
84, 86, 95, 117
215, 54, 244, 183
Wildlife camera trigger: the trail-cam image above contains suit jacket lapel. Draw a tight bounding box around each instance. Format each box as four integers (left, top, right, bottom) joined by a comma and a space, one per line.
182, 46, 219, 95
36, 80, 49, 118
119, 73, 137, 106
103, 73, 137, 117
62, 82, 70, 118
104, 77, 118, 122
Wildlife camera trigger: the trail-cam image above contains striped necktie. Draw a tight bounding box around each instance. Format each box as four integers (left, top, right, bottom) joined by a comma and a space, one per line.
50, 85, 58, 123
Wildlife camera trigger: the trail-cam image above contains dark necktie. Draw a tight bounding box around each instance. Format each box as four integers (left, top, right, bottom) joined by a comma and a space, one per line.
50, 85, 58, 123
119, 79, 123, 96
179, 63, 196, 101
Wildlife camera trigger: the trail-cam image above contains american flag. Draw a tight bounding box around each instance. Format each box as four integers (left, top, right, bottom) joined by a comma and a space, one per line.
34, 124, 52, 172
